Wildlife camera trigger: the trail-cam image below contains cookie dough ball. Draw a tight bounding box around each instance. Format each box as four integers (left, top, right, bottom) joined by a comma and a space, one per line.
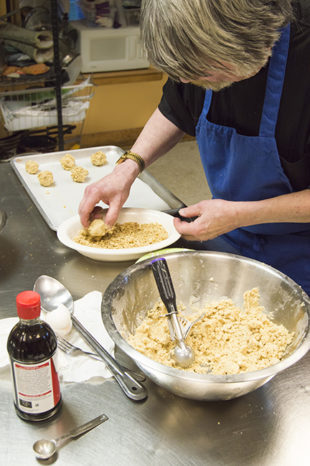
91, 150, 107, 167
60, 153, 75, 170
38, 170, 54, 187
87, 218, 112, 238
71, 166, 88, 183
25, 160, 39, 174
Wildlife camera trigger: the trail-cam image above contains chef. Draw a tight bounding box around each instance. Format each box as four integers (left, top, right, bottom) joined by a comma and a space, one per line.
79, 0, 310, 295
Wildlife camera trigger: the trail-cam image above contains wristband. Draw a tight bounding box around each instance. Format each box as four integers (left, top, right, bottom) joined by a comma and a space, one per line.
116, 151, 145, 172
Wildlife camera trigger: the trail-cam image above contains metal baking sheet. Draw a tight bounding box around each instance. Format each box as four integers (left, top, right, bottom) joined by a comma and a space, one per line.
11, 145, 174, 231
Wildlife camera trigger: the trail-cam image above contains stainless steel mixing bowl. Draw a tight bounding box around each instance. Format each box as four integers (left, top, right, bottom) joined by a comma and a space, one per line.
102, 251, 310, 400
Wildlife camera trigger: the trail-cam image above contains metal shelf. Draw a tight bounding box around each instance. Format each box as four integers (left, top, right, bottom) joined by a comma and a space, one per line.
0, 0, 68, 151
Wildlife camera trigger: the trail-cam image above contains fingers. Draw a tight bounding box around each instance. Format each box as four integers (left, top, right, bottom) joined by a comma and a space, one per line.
78, 167, 134, 228
174, 203, 201, 236
179, 204, 201, 219
174, 199, 238, 241
90, 206, 105, 221
88, 204, 119, 227
104, 199, 123, 226
174, 202, 208, 241
78, 184, 105, 227
173, 216, 199, 240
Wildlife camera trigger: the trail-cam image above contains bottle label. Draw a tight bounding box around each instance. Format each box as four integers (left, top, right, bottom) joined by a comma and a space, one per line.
11, 357, 61, 415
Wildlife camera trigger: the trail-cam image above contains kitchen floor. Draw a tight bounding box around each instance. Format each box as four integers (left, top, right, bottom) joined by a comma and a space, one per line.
146, 139, 211, 206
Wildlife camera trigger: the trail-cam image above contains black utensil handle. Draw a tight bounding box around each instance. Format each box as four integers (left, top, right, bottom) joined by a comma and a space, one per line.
151, 257, 176, 305
166, 208, 198, 223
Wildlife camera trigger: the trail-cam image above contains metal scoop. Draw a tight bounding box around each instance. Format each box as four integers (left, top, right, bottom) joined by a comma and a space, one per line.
151, 258, 195, 368
33, 413, 108, 460
33, 275, 147, 401
178, 312, 206, 339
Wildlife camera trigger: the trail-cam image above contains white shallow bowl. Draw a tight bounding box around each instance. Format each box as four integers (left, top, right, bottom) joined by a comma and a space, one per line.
57, 208, 181, 262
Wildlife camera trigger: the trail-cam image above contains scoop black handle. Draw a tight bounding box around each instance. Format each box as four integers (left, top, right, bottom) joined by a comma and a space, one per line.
150, 258, 193, 359
151, 257, 177, 315
164, 208, 198, 223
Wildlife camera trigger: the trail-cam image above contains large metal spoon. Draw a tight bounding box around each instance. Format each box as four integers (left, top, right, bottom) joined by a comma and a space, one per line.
33, 413, 108, 460
33, 275, 147, 401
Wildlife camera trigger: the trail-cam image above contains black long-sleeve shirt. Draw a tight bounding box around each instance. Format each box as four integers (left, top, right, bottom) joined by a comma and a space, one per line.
158, 0, 310, 191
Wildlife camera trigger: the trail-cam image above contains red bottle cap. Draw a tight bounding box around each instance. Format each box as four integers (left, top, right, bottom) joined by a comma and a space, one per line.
16, 291, 41, 319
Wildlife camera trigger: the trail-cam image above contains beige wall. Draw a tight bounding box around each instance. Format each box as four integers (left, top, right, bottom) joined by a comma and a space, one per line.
0, 4, 6, 16
83, 75, 167, 134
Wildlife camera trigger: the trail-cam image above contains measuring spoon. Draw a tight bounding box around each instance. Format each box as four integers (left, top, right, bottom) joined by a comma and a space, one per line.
33, 413, 108, 460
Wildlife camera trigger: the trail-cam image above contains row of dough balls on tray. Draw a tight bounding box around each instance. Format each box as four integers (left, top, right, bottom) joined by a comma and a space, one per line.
25, 151, 108, 187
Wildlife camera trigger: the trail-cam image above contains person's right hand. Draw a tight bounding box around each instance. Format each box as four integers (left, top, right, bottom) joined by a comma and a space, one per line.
78, 162, 138, 227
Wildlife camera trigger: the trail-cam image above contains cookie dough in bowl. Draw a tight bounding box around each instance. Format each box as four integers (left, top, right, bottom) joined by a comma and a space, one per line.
102, 250, 310, 400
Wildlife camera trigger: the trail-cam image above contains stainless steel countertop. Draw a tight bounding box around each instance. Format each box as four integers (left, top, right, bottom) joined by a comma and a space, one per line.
1, 161, 310, 466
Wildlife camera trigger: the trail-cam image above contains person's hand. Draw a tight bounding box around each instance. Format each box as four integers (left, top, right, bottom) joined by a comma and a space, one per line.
173, 199, 241, 241
78, 163, 138, 227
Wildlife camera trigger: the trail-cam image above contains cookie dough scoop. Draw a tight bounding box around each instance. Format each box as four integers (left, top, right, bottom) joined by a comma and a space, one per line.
151, 257, 195, 368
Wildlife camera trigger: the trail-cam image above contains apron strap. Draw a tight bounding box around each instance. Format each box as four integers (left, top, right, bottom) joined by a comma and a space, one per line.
201, 87, 212, 119
259, 24, 290, 138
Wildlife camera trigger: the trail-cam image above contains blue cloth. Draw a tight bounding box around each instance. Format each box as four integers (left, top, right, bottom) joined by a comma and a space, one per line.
69, 0, 84, 20
195, 24, 310, 295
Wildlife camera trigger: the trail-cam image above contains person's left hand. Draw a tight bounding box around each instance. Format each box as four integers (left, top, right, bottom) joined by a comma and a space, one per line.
173, 199, 241, 241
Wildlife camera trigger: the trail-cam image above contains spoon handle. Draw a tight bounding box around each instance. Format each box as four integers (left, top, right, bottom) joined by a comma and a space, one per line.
55, 413, 108, 448
75, 352, 146, 383
71, 315, 148, 401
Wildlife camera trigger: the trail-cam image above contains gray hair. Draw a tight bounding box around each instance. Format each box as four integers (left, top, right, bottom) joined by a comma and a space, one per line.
141, 0, 294, 81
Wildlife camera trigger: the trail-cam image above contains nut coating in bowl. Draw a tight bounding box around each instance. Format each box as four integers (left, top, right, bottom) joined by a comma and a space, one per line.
57, 208, 180, 262
102, 251, 310, 401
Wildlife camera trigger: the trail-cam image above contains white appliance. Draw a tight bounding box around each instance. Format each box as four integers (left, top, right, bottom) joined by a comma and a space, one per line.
72, 20, 149, 72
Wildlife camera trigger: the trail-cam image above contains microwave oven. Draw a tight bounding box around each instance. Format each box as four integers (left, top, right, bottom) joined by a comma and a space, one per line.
72, 21, 149, 72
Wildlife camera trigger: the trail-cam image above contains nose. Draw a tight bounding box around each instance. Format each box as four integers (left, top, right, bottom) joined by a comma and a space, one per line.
180, 78, 190, 83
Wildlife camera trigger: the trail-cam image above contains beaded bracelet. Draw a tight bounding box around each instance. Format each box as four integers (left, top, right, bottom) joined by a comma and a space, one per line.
116, 151, 145, 172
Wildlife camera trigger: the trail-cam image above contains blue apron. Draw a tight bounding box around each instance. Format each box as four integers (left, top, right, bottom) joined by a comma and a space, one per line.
196, 24, 310, 295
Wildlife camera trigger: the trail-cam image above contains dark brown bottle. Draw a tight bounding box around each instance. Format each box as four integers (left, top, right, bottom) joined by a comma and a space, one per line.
7, 291, 62, 422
